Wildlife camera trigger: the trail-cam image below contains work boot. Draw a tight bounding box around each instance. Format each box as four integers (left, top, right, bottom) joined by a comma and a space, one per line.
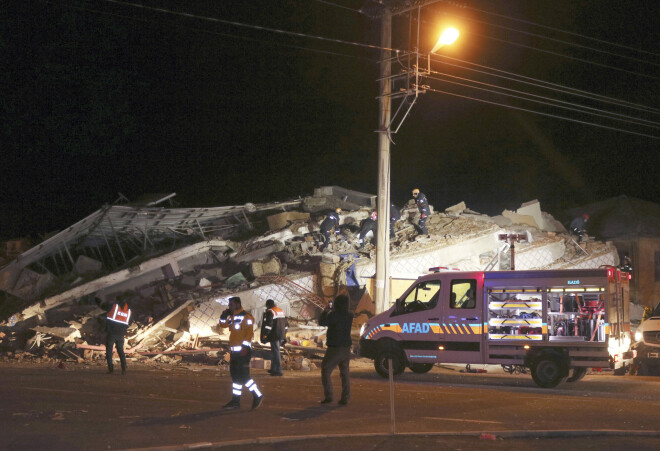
251, 395, 263, 410
107, 367, 114, 374
223, 396, 240, 410
121, 368, 126, 375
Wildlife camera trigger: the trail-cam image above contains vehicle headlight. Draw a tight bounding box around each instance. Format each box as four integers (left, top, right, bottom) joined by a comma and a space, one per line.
360, 323, 367, 337
634, 331, 643, 342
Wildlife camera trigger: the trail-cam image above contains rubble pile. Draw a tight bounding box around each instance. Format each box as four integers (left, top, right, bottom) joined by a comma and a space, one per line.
0, 187, 621, 370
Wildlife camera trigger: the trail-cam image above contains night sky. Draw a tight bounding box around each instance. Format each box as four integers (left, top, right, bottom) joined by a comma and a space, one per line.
2, 0, 659, 239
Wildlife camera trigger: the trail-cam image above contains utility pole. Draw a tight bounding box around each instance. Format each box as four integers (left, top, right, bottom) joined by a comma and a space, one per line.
375, 11, 392, 314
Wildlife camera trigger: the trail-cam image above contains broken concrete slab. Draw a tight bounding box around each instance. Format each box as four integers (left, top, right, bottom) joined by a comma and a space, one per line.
233, 242, 284, 263
516, 200, 548, 231
267, 211, 310, 231
250, 256, 282, 278
74, 255, 103, 275
32, 326, 81, 342
502, 209, 539, 228
445, 201, 466, 216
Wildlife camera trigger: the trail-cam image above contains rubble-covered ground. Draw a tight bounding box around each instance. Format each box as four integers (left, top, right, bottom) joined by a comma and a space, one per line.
0, 187, 635, 370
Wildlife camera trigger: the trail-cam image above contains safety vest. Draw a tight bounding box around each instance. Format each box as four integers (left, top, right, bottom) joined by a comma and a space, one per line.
269, 306, 286, 320
107, 303, 132, 325
219, 308, 255, 349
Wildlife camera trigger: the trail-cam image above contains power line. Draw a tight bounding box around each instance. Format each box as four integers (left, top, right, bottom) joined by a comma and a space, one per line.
430, 54, 660, 115
470, 31, 660, 81
50, 1, 375, 62
100, 0, 397, 52
312, 0, 361, 14
436, 0, 660, 59
422, 85, 659, 140
429, 10, 660, 69
424, 73, 660, 130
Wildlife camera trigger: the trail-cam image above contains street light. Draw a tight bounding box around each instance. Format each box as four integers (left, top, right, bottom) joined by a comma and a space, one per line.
428, 27, 459, 72
375, 22, 460, 314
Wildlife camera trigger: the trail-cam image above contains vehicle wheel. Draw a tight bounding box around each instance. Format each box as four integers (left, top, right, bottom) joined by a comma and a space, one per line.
613, 365, 629, 376
531, 357, 567, 388
566, 367, 587, 382
374, 347, 406, 378
409, 363, 434, 374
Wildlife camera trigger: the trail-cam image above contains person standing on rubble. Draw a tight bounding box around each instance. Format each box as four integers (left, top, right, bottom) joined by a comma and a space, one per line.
260, 299, 288, 377
412, 189, 430, 236
104, 294, 132, 375
318, 294, 354, 406
319, 208, 342, 250
357, 211, 378, 248
569, 213, 589, 242
218, 296, 263, 410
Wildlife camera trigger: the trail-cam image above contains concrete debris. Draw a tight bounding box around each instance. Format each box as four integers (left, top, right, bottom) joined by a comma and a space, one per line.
0, 190, 625, 372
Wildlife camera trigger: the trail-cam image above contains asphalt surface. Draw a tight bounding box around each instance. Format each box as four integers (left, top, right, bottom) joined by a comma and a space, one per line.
2, 359, 660, 450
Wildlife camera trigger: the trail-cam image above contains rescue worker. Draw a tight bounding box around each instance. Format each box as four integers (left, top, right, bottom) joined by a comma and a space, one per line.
357, 211, 377, 248
319, 294, 354, 405
105, 294, 132, 375
320, 208, 342, 250
620, 255, 633, 273
412, 189, 430, 236
569, 213, 589, 242
390, 203, 401, 239
260, 299, 288, 377
218, 296, 263, 410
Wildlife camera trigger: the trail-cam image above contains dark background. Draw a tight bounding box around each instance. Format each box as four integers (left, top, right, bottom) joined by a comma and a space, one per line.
2, 0, 659, 239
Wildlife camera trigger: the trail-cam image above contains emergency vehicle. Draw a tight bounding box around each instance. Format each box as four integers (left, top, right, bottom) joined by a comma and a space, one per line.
632, 301, 660, 376
358, 267, 632, 388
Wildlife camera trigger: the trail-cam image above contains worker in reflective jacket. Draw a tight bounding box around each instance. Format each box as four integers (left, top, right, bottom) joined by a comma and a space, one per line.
218, 296, 263, 410
260, 299, 288, 376
105, 295, 132, 375
412, 189, 430, 236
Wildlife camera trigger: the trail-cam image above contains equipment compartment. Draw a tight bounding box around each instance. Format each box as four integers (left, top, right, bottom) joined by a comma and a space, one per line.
487, 288, 543, 341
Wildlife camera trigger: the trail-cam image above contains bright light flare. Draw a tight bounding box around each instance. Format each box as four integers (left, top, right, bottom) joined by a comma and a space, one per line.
431, 27, 459, 53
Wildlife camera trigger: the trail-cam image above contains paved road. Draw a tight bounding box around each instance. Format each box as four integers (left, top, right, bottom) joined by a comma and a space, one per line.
2, 360, 660, 450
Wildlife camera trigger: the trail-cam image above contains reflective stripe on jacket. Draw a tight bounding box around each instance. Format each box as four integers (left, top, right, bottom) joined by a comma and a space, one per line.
218, 308, 255, 348
107, 303, 132, 325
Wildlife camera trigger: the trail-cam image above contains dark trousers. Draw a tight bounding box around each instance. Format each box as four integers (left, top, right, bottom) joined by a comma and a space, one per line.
320, 230, 331, 249
270, 340, 282, 374
321, 346, 351, 402
390, 219, 397, 238
105, 334, 127, 371
418, 215, 428, 235
230, 351, 251, 386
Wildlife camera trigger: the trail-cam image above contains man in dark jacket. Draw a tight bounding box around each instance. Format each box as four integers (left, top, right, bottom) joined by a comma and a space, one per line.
412, 189, 430, 236
569, 213, 589, 242
105, 294, 132, 375
260, 299, 288, 376
357, 211, 377, 248
318, 294, 354, 405
320, 208, 342, 250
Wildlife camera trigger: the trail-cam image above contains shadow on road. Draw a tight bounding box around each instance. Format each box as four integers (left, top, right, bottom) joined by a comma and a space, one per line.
130, 409, 243, 426
280, 404, 341, 421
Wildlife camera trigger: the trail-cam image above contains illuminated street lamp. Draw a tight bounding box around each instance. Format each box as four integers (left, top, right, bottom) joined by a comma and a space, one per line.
428, 27, 459, 73
374, 20, 460, 314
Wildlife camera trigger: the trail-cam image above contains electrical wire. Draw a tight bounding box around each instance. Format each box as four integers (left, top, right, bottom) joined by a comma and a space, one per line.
469, 31, 660, 81
312, 0, 361, 14
433, 0, 660, 59
423, 73, 660, 130
427, 10, 660, 69
430, 54, 660, 115
48, 1, 376, 62
99, 0, 400, 52
420, 85, 658, 140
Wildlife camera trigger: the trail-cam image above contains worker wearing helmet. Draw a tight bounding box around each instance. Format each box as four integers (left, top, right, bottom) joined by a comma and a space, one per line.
357, 211, 378, 248
320, 208, 342, 251
569, 213, 589, 242
412, 189, 430, 236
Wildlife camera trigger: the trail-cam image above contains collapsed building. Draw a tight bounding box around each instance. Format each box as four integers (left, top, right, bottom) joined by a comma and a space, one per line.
0, 187, 623, 368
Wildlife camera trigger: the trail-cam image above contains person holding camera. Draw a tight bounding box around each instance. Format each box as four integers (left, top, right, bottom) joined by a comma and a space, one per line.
318, 294, 354, 405
260, 299, 288, 377
217, 296, 263, 410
